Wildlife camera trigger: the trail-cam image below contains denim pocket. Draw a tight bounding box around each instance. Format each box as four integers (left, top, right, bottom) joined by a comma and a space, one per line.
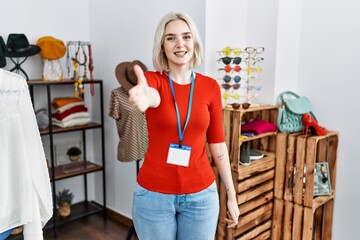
205, 181, 218, 193
133, 183, 149, 196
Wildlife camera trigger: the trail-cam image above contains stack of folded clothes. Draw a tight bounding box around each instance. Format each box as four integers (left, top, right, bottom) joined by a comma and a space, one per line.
241, 119, 278, 135
51, 97, 91, 128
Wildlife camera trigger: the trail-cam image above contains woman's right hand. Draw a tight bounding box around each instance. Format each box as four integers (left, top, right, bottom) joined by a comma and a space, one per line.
128, 65, 156, 112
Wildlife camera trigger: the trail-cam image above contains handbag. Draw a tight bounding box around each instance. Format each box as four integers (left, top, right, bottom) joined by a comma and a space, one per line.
42, 59, 63, 81
277, 91, 317, 133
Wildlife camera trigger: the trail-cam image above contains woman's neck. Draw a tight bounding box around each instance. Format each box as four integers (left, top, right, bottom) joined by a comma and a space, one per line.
168, 67, 193, 85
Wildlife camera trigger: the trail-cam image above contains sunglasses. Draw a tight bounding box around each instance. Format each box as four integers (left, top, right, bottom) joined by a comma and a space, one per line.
246, 85, 262, 91
229, 102, 251, 110
219, 75, 241, 83
241, 75, 260, 82
218, 65, 241, 73
246, 66, 263, 74
221, 83, 241, 90
244, 47, 265, 56
247, 92, 260, 100
218, 57, 242, 65
222, 92, 241, 100
245, 57, 264, 65
218, 47, 243, 56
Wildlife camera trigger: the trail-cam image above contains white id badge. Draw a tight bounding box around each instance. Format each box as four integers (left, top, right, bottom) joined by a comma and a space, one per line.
167, 144, 192, 167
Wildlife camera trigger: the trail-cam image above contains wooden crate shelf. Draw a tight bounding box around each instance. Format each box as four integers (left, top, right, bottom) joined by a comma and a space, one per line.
218, 104, 338, 240
239, 191, 274, 216
216, 105, 278, 240
236, 169, 275, 193
274, 131, 338, 204
234, 152, 275, 180
272, 197, 335, 240
235, 203, 273, 239
272, 131, 338, 240
237, 180, 274, 205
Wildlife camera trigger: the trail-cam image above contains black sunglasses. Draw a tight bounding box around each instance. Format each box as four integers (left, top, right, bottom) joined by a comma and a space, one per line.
218, 56, 242, 65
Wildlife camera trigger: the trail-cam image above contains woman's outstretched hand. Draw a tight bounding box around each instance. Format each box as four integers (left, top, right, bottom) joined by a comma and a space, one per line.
128, 65, 153, 112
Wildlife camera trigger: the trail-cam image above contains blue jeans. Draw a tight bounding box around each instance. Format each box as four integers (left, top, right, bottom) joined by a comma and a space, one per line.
132, 181, 219, 240
0, 228, 14, 240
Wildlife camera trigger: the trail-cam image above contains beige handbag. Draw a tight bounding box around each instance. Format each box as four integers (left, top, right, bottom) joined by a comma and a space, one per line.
42, 59, 63, 81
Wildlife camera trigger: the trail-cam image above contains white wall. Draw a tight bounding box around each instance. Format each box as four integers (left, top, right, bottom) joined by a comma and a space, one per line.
296, 1, 360, 239
0, 0, 95, 204
204, 1, 248, 78
0, 0, 90, 78
276, 0, 360, 239
273, 0, 303, 95
1, 0, 358, 238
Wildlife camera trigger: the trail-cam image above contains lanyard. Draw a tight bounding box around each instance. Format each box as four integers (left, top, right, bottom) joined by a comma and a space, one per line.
168, 72, 195, 147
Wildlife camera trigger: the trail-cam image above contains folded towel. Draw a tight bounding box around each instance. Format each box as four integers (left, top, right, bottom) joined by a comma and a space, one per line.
52, 112, 90, 123
51, 97, 83, 109
52, 105, 88, 121
53, 101, 85, 114
52, 117, 91, 128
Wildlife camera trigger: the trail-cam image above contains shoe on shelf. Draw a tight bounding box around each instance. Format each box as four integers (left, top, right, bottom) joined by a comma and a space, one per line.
302, 113, 328, 136
240, 142, 250, 166
250, 149, 264, 161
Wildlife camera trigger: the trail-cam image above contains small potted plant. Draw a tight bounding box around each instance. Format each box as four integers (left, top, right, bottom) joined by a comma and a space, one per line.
56, 189, 74, 217
66, 146, 82, 161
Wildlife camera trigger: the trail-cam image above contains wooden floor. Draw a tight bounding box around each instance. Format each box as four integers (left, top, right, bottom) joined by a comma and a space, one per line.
42, 213, 138, 240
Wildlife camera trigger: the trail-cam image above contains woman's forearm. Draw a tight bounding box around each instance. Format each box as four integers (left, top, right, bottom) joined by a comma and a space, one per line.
209, 142, 236, 199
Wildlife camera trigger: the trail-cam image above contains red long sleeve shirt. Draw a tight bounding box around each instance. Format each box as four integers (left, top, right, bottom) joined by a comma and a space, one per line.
137, 71, 225, 194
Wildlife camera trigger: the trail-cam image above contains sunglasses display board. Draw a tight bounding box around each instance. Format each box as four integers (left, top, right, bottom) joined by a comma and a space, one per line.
217, 46, 264, 107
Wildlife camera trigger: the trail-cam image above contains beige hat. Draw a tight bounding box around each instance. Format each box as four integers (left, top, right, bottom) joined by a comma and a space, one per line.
115, 60, 147, 91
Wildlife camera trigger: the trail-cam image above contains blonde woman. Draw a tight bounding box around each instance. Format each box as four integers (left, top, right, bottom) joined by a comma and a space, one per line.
129, 11, 239, 240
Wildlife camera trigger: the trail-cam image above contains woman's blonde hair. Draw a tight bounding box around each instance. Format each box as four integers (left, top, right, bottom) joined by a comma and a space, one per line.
152, 12, 203, 73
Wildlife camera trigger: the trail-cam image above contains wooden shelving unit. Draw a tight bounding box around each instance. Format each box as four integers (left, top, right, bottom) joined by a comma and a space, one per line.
27, 79, 106, 238
39, 122, 102, 135
44, 201, 103, 228
49, 161, 103, 181
215, 104, 338, 239
216, 105, 278, 240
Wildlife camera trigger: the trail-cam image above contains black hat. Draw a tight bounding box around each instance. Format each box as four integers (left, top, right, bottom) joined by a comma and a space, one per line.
0, 36, 6, 67
6, 34, 40, 58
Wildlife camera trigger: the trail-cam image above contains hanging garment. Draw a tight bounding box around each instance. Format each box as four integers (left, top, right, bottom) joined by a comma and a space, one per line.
109, 87, 148, 162
0, 69, 53, 239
